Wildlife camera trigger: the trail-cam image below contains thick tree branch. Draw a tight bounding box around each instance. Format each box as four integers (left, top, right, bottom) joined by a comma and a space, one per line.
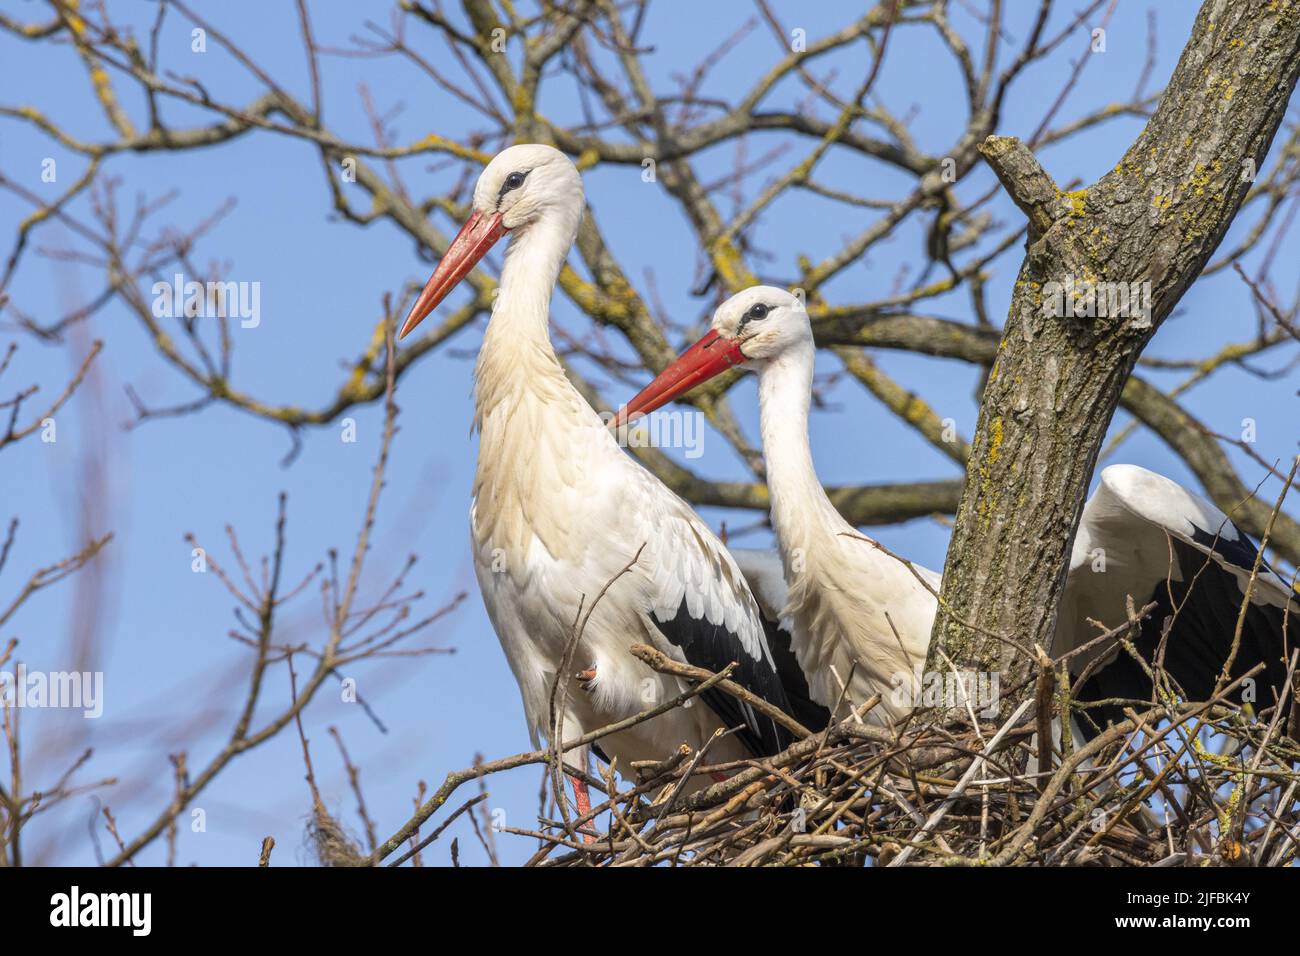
929, 0, 1300, 697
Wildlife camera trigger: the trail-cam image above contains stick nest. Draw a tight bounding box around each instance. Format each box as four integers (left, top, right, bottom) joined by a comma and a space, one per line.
525, 692, 1300, 867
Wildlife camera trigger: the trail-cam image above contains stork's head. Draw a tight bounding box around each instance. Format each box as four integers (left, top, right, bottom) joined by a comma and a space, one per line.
707, 286, 811, 367
613, 286, 810, 425
472, 143, 584, 232
399, 143, 583, 338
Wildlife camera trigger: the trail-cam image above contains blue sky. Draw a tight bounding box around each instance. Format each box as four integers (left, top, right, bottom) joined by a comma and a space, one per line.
2, 1, 1296, 866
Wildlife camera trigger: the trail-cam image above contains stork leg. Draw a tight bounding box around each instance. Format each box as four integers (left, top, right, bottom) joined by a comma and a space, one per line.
568, 774, 598, 845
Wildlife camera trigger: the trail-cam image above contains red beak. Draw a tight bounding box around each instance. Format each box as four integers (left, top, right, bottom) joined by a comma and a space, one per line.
399, 210, 507, 339
610, 329, 746, 429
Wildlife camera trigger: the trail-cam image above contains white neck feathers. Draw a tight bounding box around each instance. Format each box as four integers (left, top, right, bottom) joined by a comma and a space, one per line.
470, 198, 612, 566
757, 344, 852, 554
755, 344, 935, 720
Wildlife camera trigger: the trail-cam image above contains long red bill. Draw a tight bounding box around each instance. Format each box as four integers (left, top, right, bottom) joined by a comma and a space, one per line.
610, 329, 745, 429
399, 210, 507, 339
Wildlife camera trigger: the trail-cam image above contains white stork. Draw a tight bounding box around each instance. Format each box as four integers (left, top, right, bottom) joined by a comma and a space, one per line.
397, 149, 808, 839
615, 286, 1299, 739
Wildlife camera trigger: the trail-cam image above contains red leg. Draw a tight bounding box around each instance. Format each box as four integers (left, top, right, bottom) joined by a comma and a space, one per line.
568, 773, 598, 845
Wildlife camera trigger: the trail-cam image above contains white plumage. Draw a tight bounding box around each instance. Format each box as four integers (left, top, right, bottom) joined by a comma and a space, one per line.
620, 286, 1298, 736
398, 150, 798, 832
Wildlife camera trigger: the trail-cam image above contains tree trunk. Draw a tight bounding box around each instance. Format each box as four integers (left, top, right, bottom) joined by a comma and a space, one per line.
927, 0, 1300, 702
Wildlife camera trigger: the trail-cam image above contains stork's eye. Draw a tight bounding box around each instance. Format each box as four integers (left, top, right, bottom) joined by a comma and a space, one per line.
503, 171, 527, 193
745, 303, 770, 321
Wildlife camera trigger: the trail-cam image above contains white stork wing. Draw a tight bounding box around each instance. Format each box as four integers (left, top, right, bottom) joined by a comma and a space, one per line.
731, 548, 832, 733
1058, 464, 1297, 737
621, 471, 798, 755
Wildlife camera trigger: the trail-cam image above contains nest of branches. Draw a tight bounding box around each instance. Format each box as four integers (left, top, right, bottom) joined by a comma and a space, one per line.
499, 646, 1300, 868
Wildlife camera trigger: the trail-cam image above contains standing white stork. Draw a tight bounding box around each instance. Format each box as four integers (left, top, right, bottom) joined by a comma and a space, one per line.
615, 286, 1299, 738
397, 148, 808, 838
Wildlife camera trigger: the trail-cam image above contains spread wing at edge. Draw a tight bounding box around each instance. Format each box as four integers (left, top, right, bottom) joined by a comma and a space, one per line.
1059, 465, 1296, 739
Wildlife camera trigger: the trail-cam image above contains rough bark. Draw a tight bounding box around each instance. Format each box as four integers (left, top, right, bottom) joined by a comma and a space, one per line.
927, 0, 1300, 695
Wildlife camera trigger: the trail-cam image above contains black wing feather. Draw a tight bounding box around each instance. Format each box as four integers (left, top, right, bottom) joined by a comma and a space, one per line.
652, 599, 797, 757
1074, 536, 1294, 740
761, 614, 831, 734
